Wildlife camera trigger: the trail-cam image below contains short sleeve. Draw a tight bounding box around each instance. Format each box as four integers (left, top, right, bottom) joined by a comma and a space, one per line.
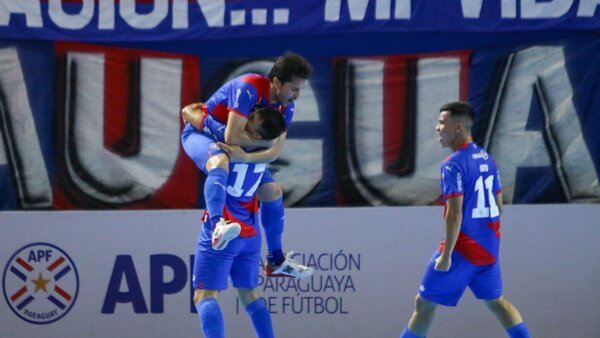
441, 160, 464, 199
228, 82, 258, 118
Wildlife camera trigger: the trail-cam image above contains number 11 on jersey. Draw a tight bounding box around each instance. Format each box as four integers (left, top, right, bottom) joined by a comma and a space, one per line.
472, 175, 500, 219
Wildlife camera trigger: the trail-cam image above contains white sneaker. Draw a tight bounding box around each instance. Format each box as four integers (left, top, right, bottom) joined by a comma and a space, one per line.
211, 218, 241, 250
265, 251, 313, 279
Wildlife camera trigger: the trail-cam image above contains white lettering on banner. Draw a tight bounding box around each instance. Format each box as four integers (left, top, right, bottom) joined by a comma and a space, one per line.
0, 0, 42, 27
98, 0, 114, 29
461, 0, 599, 19
324, 0, 411, 21
60, 53, 181, 204
578, 0, 600, 16
120, 0, 168, 29
0, 0, 292, 29
48, 0, 93, 29
0, 48, 52, 208
341, 57, 460, 205
461, 0, 517, 19
486, 46, 600, 203
0, 0, 598, 31
219, 61, 323, 207
521, 0, 573, 19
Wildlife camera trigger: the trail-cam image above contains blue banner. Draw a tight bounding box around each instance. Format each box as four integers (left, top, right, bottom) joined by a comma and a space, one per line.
1, 0, 599, 42
0, 1, 599, 210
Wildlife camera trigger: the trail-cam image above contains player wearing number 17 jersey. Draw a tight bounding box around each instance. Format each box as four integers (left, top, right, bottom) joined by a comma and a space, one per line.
400, 101, 530, 338
181, 53, 313, 279
182, 107, 287, 338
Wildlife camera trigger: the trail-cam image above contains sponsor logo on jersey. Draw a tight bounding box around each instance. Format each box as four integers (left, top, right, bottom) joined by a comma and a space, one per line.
472, 149, 489, 160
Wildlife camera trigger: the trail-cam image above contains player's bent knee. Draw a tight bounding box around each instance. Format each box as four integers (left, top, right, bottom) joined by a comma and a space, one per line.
205, 154, 230, 172
237, 288, 260, 307
194, 289, 220, 304
257, 182, 282, 202
415, 294, 436, 313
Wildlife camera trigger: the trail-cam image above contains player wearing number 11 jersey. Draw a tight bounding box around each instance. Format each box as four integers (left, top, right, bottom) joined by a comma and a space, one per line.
400, 101, 530, 338
439, 141, 501, 266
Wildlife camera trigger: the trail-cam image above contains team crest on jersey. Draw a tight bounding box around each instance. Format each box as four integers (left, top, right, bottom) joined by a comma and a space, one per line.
210, 142, 221, 150
2, 243, 79, 324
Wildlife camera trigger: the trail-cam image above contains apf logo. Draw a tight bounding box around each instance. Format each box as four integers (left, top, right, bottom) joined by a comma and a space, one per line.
2, 243, 79, 324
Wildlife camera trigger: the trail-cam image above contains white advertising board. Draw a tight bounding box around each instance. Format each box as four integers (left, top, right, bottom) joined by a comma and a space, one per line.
1, 205, 599, 337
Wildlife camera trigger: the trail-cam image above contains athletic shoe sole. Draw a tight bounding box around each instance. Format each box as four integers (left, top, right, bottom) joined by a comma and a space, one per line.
211, 224, 241, 250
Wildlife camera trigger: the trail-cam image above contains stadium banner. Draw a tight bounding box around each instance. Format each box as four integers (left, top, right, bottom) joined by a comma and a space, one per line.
1, 0, 600, 42
1, 206, 599, 337
1, 35, 599, 210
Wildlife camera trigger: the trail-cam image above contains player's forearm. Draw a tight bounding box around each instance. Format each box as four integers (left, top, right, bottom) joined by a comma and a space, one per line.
496, 192, 504, 214
240, 147, 279, 163
225, 132, 273, 148
442, 211, 462, 257
240, 136, 283, 163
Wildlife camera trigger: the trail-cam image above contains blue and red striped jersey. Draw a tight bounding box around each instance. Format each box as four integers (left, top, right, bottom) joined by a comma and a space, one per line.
439, 143, 502, 265
204, 73, 294, 129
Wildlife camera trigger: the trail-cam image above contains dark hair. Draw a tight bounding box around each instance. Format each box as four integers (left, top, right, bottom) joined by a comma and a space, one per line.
439, 101, 474, 124
268, 52, 313, 83
254, 108, 287, 140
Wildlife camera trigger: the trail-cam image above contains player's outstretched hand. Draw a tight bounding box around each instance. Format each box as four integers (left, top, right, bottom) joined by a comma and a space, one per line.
217, 142, 249, 162
434, 254, 451, 272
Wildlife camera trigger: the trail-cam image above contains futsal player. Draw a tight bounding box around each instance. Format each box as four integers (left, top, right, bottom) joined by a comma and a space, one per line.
400, 101, 530, 338
181, 52, 314, 279
183, 106, 287, 338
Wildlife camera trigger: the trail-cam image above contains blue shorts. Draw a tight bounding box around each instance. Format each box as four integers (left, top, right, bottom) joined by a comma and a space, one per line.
181, 124, 225, 175
419, 251, 503, 307
259, 167, 274, 186
192, 222, 262, 291
182, 124, 276, 188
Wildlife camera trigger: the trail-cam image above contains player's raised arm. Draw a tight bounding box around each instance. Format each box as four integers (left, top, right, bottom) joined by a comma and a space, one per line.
219, 107, 287, 163
218, 131, 286, 164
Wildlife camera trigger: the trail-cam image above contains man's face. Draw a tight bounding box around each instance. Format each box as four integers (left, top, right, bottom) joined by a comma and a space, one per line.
271, 76, 306, 106
436, 110, 457, 148
245, 112, 264, 140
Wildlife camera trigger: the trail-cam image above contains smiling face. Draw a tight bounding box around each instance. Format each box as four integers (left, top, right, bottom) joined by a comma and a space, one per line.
270, 76, 306, 106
